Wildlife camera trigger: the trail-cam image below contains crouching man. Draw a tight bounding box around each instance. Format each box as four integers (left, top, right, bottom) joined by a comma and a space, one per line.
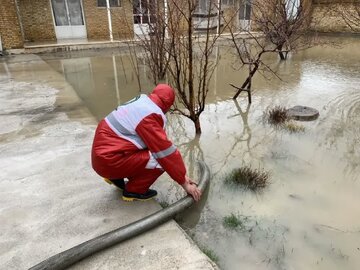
91, 84, 201, 202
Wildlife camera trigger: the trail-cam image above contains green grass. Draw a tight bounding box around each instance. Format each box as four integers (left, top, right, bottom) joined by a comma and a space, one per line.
200, 246, 219, 263
158, 201, 169, 208
265, 107, 306, 133
223, 213, 245, 229
224, 166, 270, 191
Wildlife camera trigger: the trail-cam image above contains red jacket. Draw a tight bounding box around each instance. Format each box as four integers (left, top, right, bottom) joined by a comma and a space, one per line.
92, 85, 186, 185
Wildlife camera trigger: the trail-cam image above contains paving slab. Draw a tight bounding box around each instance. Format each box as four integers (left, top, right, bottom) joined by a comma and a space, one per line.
0, 55, 217, 270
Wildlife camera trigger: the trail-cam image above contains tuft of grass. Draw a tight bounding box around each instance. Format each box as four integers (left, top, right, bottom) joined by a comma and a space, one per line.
283, 121, 305, 133
265, 107, 306, 134
200, 246, 219, 263
224, 166, 270, 191
266, 106, 289, 125
223, 213, 244, 229
159, 201, 169, 208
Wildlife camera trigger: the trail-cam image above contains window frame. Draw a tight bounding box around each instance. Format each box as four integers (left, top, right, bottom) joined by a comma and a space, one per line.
97, 0, 121, 8
222, 0, 235, 7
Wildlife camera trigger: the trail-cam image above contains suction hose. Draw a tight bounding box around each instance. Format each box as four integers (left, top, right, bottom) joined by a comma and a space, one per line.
30, 161, 210, 270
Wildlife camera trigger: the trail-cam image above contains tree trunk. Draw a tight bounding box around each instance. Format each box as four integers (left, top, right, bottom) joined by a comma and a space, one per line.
194, 118, 202, 134
277, 44, 286, 60
278, 51, 286, 60
233, 63, 259, 100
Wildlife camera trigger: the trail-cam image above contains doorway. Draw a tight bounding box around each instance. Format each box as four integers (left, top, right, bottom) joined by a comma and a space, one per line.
51, 0, 87, 39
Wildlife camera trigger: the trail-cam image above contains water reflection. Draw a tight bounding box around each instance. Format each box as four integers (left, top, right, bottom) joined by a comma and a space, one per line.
175, 179, 210, 230
228, 101, 252, 154
43, 36, 360, 270
46, 50, 153, 120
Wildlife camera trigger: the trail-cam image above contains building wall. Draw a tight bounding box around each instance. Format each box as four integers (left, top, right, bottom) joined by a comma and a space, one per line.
0, 0, 23, 49
249, 0, 313, 32
17, 0, 135, 43
220, 0, 360, 34
311, 0, 360, 33
222, 3, 239, 33
19, 0, 56, 42
83, 0, 134, 40
2, 0, 359, 50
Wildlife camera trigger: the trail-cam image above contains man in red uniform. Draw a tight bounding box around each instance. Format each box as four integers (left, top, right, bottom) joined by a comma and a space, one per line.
91, 84, 202, 202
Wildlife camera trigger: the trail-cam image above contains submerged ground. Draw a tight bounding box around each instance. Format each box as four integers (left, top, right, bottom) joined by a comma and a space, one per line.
42, 35, 360, 270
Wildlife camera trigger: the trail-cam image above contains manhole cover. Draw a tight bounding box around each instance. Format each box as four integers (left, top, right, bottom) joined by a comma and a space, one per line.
287, 106, 319, 121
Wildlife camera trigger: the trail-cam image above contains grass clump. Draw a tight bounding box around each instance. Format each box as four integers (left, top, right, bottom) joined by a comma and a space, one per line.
200, 246, 219, 263
158, 201, 169, 208
265, 106, 305, 133
266, 106, 289, 125
224, 166, 270, 191
223, 213, 245, 229
283, 121, 305, 133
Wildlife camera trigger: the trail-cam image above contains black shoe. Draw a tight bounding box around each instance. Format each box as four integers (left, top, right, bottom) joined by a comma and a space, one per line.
122, 189, 158, 202
103, 178, 125, 190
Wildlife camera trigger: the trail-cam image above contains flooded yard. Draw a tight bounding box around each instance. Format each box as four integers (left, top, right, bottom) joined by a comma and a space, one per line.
43, 36, 360, 270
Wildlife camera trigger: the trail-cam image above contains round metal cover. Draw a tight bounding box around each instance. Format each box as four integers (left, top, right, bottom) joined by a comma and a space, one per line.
287, 106, 319, 121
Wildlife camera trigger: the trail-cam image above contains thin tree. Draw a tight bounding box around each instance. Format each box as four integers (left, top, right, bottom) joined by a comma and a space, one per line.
169, 0, 228, 134
228, 35, 281, 101
225, 0, 314, 101
133, 0, 227, 134
252, 0, 313, 60
338, 0, 360, 32
131, 0, 171, 84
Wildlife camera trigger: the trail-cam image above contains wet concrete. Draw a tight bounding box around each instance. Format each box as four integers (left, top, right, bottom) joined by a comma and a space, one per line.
0, 55, 217, 269
42, 35, 360, 270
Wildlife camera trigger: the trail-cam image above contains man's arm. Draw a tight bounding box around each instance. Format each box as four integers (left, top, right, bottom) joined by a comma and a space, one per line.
135, 113, 186, 184
135, 113, 201, 201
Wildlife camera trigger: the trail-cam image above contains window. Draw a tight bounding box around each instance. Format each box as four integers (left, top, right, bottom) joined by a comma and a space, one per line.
97, 0, 120, 7
286, 0, 300, 19
196, 0, 222, 14
239, 0, 251, 20
222, 0, 235, 6
133, 0, 157, 25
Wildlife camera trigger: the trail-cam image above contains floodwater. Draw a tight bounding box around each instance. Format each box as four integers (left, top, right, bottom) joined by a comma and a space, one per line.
44, 36, 360, 270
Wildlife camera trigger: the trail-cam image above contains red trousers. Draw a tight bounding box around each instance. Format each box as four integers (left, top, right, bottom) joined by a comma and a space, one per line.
93, 150, 164, 193
124, 164, 164, 193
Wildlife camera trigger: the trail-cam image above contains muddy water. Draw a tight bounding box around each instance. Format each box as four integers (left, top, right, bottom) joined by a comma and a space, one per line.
44, 36, 360, 270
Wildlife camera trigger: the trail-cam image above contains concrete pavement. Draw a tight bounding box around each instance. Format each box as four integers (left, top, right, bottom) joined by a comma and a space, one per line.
0, 55, 217, 270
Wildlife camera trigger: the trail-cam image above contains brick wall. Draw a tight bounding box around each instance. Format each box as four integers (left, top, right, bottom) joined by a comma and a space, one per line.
2, 0, 358, 50
0, 0, 23, 49
311, 0, 360, 33
222, 4, 239, 33
18, 0, 56, 42
83, 0, 134, 40
249, 0, 313, 32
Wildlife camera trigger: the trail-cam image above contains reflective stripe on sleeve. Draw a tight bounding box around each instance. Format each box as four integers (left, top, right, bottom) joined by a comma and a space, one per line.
152, 145, 177, 159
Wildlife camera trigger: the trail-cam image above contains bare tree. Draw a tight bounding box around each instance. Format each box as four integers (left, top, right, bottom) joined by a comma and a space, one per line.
338, 0, 360, 32
252, 0, 313, 60
166, 0, 219, 134
131, 0, 171, 84
129, 0, 227, 134
226, 33, 281, 101
225, 0, 314, 101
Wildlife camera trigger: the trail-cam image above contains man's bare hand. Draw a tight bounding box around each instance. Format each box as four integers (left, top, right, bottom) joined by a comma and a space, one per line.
181, 176, 202, 201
